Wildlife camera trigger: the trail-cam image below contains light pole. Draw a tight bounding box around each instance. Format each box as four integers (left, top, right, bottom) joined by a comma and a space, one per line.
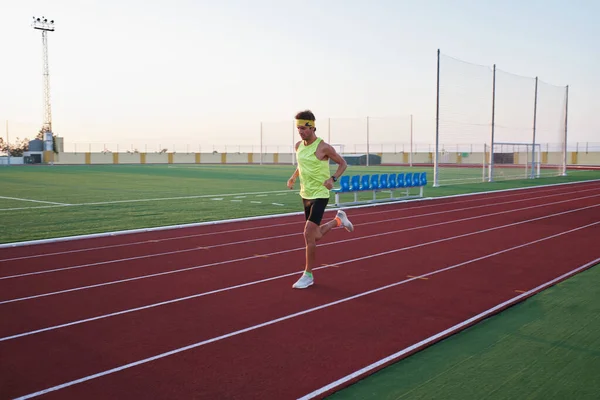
32, 16, 55, 137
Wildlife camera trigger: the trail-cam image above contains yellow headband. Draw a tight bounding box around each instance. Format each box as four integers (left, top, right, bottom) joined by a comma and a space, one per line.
296, 119, 315, 128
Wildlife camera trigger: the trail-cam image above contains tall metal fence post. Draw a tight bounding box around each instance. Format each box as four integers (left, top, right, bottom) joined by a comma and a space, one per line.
531, 77, 538, 179
562, 85, 569, 175
366, 116, 370, 167
292, 120, 296, 166
433, 49, 440, 187
410, 114, 413, 167
489, 64, 496, 182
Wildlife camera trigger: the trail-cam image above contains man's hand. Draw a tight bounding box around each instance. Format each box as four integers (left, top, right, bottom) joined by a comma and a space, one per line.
287, 177, 296, 190
323, 178, 334, 190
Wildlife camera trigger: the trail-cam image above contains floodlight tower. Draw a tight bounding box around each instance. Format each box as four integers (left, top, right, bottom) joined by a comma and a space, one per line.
32, 16, 55, 134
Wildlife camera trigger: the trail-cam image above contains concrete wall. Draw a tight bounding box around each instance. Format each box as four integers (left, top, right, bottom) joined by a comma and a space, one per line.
200, 153, 223, 164
381, 152, 433, 164
118, 153, 143, 164
90, 153, 113, 164
0, 156, 25, 165
47, 151, 600, 166
574, 151, 600, 165
383, 151, 600, 167
55, 152, 85, 164
226, 153, 248, 164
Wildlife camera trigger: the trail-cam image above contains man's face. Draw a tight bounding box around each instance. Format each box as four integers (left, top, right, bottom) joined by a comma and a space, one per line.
297, 126, 315, 141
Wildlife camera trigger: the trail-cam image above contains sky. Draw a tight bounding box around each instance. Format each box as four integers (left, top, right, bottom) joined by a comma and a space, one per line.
1, 0, 598, 153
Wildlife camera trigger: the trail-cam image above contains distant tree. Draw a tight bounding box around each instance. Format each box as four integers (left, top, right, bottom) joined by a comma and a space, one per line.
3, 137, 31, 157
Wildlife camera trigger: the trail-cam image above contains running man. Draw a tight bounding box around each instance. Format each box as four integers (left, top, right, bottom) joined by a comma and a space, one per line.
287, 110, 354, 289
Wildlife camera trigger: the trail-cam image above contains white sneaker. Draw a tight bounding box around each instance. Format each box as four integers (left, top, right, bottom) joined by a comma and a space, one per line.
292, 273, 314, 289
336, 210, 354, 232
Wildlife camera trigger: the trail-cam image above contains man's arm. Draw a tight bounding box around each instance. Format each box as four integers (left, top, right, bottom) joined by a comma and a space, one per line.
287, 141, 302, 190
287, 168, 299, 189
322, 143, 347, 189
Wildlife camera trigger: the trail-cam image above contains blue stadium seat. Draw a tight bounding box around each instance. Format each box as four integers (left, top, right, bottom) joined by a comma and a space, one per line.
338, 175, 350, 192
370, 174, 379, 190
379, 173, 388, 189
388, 173, 397, 188
397, 173, 405, 188
350, 175, 361, 191
419, 172, 427, 186
404, 172, 413, 187
412, 172, 421, 186
361, 175, 370, 190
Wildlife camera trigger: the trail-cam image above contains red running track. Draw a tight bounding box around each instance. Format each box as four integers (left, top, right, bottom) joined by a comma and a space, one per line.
1, 181, 599, 399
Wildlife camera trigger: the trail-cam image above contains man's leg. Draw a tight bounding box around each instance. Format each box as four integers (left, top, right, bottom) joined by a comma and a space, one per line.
303, 198, 331, 273
303, 220, 322, 274
304, 215, 340, 273
317, 217, 339, 239
294, 198, 338, 289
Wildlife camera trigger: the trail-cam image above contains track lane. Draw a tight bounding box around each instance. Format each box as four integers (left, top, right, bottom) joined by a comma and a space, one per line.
1, 206, 598, 399
5, 220, 598, 400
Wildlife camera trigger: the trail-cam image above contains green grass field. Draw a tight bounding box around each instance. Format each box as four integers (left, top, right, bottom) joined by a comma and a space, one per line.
1, 164, 599, 399
328, 264, 600, 400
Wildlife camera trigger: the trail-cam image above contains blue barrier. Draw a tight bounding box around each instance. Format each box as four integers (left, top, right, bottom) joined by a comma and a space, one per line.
332, 172, 427, 206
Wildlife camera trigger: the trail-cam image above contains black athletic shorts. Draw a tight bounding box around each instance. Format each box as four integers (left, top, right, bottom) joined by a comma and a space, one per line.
303, 198, 329, 225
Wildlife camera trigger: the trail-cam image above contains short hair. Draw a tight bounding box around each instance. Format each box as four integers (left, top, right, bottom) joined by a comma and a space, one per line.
295, 110, 315, 121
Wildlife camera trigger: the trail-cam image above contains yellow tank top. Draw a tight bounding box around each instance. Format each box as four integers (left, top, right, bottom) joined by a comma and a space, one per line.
297, 137, 331, 199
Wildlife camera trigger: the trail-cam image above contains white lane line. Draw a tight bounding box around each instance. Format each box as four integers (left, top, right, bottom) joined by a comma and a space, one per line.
80, 190, 296, 204
0, 204, 71, 212
298, 255, 600, 399
1, 203, 597, 306
1, 246, 208, 281
0, 196, 70, 206
0, 219, 302, 263
272, 203, 285, 206
0, 190, 300, 212
11, 229, 600, 400
3, 221, 597, 343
